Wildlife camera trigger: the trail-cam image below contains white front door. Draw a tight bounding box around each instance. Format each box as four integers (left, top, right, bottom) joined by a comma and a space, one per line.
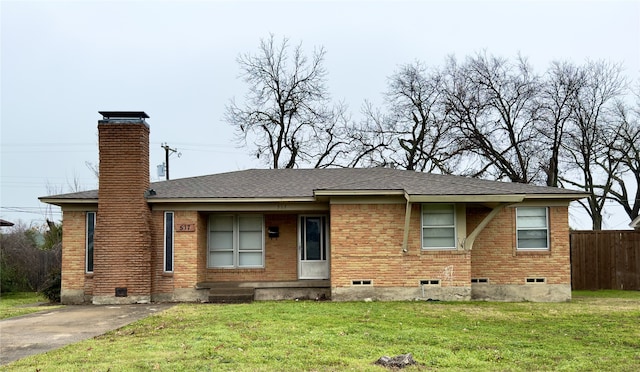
298, 215, 330, 279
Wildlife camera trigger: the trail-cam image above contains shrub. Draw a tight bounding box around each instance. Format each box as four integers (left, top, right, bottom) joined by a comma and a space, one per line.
39, 271, 61, 303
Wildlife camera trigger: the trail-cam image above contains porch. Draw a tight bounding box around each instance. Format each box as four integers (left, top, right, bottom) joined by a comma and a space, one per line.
196, 280, 331, 303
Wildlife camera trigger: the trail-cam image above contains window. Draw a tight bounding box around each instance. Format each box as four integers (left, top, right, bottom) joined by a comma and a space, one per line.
164, 212, 174, 272
208, 215, 264, 268
86, 212, 96, 273
516, 207, 549, 250
422, 204, 456, 249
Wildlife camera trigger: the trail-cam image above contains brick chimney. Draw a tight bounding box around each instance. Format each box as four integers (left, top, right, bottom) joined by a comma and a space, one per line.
93, 111, 152, 304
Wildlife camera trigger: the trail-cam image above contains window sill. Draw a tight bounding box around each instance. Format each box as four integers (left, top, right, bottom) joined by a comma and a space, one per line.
420, 249, 466, 255
208, 268, 266, 272
85, 273, 94, 278
161, 272, 174, 277
515, 249, 551, 256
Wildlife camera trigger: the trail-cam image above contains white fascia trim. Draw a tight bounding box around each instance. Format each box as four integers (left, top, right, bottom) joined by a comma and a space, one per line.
526, 193, 591, 200
147, 197, 316, 204
38, 198, 98, 206
314, 190, 405, 197
406, 195, 526, 203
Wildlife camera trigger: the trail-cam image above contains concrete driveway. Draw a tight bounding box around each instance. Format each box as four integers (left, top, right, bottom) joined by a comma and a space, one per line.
0, 303, 174, 365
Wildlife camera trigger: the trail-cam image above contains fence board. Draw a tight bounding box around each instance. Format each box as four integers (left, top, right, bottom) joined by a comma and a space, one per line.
570, 230, 640, 290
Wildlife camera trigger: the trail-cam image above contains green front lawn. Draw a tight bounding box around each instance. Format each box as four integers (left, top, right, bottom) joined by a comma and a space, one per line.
0, 292, 61, 320
3, 291, 640, 371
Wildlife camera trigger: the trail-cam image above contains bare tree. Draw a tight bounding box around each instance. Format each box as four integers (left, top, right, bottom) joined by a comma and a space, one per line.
539, 61, 585, 187
443, 53, 544, 183
560, 61, 627, 230
225, 35, 347, 168
359, 62, 461, 172
604, 93, 640, 224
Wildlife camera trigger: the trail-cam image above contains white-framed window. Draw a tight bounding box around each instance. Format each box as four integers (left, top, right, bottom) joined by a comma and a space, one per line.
164, 211, 174, 272
208, 214, 264, 268
422, 204, 456, 250
516, 207, 549, 250
86, 211, 96, 273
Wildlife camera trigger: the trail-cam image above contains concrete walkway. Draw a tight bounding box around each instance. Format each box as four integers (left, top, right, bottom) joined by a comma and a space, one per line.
0, 303, 174, 365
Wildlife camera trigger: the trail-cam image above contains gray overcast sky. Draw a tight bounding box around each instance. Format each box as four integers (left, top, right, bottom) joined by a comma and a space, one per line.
1, 0, 639, 229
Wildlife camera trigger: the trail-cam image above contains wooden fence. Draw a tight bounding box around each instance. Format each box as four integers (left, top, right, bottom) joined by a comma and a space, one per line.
570, 230, 640, 290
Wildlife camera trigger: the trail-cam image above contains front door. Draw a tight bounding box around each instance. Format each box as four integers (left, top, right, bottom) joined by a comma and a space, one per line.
298, 215, 329, 279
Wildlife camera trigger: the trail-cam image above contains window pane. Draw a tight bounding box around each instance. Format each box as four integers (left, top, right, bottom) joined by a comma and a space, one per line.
208, 214, 264, 268
424, 212, 454, 226
239, 216, 262, 231
518, 216, 547, 228
86, 212, 95, 273
518, 207, 546, 217
239, 252, 262, 266
210, 232, 233, 250
211, 216, 233, 231
164, 212, 174, 272
423, 205, 454, 226
518, 229, 548, 248
239, 231, 262, 250
210, 251, 233, 267
423, 227, 455, 248
517, 207, 549, 250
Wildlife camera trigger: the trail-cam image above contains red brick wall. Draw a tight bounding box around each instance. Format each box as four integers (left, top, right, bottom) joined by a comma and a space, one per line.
93, 121, 151, 298
469, 206, 571, 285
330, 203, 471, 288
204, 213, 299, 282
60, 210, 88, 292
150, 210, 203, 296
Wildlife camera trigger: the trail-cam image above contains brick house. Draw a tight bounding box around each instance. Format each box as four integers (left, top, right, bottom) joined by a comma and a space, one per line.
40, 112, 587, 305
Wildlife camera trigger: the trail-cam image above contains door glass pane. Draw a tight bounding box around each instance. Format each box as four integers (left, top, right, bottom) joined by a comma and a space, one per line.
305, 217, 322, 261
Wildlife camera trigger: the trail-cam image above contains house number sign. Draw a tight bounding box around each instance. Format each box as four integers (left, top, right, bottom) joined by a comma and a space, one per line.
176, 223, 195, 232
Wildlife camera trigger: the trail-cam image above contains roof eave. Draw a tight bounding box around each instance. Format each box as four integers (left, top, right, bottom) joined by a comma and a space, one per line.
405, 193, 588, 203
146, 197, 317, 204
38, 198, 98, 206
314, 190, 405, 197
406, 194, 526, 203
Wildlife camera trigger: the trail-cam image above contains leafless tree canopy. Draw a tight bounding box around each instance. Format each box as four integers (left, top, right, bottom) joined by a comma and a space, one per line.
225, 35, 349, 169
443, 53, 544, 183
358, 62, 462, 173
227, 35, 638, 229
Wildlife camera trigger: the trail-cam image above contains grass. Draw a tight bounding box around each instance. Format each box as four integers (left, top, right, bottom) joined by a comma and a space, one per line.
2, 291, 640, 371
0, 292, 61, 320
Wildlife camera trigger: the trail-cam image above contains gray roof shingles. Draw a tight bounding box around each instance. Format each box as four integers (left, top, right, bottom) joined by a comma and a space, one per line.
40, 168, 585, 202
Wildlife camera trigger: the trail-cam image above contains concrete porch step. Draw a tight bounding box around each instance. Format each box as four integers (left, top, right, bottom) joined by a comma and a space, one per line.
208, 287, 254, 304
197, 280, 330, 289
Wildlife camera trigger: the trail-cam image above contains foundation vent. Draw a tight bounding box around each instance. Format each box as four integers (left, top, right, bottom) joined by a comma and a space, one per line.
420, 279, 440, 286
471, 278, 489, 283
525, 278, 546, 284
115, 287, 128, 297
352, 280, 372, 286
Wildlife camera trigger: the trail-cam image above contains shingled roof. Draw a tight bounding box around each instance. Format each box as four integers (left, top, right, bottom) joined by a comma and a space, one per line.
40, 168, 586, 204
